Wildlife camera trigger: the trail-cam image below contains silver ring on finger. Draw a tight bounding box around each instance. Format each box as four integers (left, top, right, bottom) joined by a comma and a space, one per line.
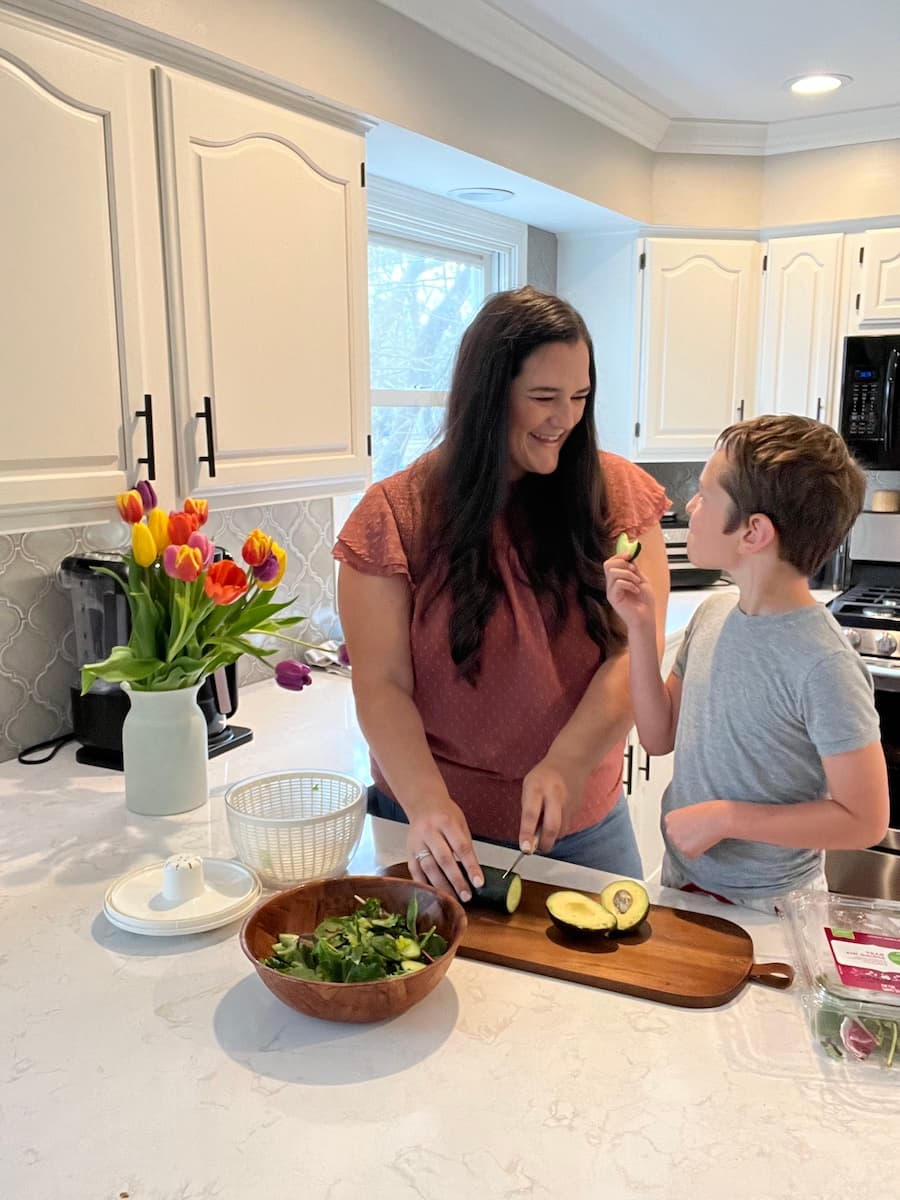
414, 849, 433, 862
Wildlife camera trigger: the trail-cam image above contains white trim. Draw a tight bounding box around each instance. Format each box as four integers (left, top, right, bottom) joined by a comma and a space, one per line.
367, 176, 528, 290
658, 120, 768, 157
374, 0, 667, 152
0, 0, 372, 133
371, 389, 447, 408
375, 0, 900, 159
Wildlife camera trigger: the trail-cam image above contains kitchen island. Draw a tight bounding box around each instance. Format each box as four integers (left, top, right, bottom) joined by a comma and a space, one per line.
6, 590, 893, 1200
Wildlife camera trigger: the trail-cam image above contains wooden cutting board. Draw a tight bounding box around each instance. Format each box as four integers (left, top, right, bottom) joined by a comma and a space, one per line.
384, 864, 793, 1008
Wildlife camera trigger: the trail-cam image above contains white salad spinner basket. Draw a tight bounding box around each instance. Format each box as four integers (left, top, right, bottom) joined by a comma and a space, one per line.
225, 770, 366, 888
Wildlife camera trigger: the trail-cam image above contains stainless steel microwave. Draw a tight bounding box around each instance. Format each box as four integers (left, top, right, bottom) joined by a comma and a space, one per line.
839, 334, 900, 468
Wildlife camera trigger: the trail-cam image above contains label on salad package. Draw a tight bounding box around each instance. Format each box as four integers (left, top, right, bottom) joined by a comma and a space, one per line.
825, 927, 900, 994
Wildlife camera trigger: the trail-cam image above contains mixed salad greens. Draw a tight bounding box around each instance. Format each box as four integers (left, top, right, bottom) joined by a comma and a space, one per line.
262, 895, 449, 983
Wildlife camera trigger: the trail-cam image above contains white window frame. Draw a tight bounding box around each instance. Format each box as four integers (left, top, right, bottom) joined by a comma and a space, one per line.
367, 176, 529, 410
333, 176, 529, 538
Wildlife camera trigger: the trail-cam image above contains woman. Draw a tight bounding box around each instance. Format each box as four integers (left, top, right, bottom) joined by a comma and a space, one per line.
335, 287, 670, 900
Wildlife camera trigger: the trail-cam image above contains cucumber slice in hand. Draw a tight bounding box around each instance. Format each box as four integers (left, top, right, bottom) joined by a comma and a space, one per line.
615, 532, 641, 561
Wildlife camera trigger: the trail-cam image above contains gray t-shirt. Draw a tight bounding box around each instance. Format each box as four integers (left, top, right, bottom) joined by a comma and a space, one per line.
663, 593, 881, 900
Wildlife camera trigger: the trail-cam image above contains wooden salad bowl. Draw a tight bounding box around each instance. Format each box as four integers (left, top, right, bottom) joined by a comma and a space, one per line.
240, 875, 467, 1023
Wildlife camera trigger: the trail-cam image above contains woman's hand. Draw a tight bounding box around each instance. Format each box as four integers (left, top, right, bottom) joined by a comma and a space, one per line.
664, 801, 734, 859
406, 795, 484, 902
519, 754, 590, 853
603, 552, 657, 632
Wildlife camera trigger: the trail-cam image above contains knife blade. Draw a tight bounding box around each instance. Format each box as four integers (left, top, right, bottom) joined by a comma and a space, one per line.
502, 823, 542, 879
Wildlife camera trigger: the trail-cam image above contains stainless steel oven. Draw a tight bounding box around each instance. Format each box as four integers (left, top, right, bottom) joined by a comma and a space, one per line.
827, 509, 900, 899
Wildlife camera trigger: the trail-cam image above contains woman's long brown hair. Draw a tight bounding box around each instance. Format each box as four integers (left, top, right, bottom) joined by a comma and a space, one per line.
420, 286, 625, 683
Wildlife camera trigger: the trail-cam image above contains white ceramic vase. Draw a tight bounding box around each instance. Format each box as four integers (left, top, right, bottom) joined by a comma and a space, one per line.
121, 682, 208, 816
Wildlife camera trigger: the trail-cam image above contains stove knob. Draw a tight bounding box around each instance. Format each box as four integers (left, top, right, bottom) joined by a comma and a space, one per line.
876, 633, 898, 656
845, 629, 862, 649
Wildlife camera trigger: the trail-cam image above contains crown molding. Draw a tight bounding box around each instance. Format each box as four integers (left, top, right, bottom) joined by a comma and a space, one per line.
763, 103, 900, 156
376, 0, 900, 159
657, 120, 768, 157
374, 0, 668, 151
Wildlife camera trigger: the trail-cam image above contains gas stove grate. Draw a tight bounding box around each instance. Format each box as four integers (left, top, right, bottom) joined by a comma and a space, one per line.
832, 585, 900, 625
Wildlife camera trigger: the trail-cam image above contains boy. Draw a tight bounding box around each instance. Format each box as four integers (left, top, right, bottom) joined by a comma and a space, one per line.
604, 414, 889, 912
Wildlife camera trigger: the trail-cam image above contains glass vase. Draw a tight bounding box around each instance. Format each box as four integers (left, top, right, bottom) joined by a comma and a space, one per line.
121, 682, 208, 816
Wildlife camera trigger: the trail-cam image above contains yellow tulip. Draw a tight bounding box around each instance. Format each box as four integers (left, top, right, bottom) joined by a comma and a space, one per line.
257, 543, 286, 590
147, 506, 170, 553
131, 520, 158, 567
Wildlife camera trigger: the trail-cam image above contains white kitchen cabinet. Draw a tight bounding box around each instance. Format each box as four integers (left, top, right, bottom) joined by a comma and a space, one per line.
0, 13, 369, 533
636, 238, 760, 459
756, 234, 842, 424
623, 637, 680, 884
856, 229, 900, 326
0, 11, 172, 532
155, 71, 370, 508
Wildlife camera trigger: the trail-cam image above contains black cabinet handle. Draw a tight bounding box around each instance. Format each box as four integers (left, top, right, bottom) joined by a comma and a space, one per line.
638, 749, 651, 782
737, 399, 745, 421
136, 393, 156, 481
196, 395, 217, 478
816, 398, 823, 422
623, 742, 634, 796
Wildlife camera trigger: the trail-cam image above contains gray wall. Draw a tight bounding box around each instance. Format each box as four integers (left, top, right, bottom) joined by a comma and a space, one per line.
526, 226, 558, 294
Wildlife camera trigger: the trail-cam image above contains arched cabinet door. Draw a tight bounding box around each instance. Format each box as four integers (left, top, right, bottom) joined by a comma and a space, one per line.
757, 235, 841, 424
637, 238, 759, 458
0, 12, 168, 531
155, 68, 370, 510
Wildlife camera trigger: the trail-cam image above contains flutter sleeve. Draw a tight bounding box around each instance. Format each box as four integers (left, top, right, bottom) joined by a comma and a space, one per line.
600, 452, 670, 540
332, 482, 412, 579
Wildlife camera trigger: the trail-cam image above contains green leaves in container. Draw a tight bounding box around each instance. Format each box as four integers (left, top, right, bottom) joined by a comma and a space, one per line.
262, 894, 448, 984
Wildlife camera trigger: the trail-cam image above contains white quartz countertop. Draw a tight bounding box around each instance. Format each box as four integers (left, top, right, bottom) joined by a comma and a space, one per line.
5, 588, 888, 1200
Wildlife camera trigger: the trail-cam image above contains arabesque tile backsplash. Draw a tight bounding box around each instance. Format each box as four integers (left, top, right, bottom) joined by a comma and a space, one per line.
0, 501, 341, 763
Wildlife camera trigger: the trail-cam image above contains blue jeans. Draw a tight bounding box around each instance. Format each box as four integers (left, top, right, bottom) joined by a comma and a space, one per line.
367, 786, 643, 879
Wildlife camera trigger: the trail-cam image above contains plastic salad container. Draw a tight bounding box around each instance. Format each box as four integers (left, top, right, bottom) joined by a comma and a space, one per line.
783, 890, 900, 1071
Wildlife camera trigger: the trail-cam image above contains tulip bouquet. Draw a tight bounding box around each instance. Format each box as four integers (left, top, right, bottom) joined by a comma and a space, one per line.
81, 483, 326, 694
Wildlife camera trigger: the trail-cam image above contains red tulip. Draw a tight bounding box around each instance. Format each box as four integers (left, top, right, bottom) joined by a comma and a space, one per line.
242, 528, 272, 568
184, 497, 209, 526
204, 560, 249, 605
116, 490, 144, 524
168, 511, 198, 545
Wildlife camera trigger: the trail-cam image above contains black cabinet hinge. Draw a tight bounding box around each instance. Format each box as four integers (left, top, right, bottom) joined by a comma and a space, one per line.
366, 433, 372, 457
638, 251, 646, 270
856, 293, 861, 312
762, 253, 768, 271
360, 162, 366, 187
634, 421, 641, 438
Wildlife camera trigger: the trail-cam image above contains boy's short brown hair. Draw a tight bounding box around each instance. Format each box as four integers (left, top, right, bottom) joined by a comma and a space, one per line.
716, 414, 866, 577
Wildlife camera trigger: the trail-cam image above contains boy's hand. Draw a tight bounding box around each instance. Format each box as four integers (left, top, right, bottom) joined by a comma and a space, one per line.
664, 801, 734, 858
603, 551, 656, 631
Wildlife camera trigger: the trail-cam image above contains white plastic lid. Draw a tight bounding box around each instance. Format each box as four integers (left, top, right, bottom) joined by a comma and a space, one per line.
104, 854, 261, 936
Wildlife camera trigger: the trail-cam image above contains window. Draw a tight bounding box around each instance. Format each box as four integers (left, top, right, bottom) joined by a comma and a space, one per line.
366, 177, 528, 482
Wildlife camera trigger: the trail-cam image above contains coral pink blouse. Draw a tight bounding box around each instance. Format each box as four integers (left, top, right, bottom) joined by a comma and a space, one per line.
334, 452, 668, 843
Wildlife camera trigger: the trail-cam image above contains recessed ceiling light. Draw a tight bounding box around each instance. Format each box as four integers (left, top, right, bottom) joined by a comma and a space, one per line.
786, 73, 851, 96
447, 187, 515, 203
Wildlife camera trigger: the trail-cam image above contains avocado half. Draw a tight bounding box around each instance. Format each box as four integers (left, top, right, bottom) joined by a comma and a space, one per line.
599, 880, 650, 933
470, 864, 522, 914
546, 890, 616, 936
545, 880, 650, 938
615, 532, 642, 561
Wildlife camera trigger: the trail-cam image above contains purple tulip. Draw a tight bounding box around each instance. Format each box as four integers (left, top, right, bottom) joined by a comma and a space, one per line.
135, 480, 158, 511
338, 642, 351, 666
254, 551, 281, 584
275, 660, 313, 691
